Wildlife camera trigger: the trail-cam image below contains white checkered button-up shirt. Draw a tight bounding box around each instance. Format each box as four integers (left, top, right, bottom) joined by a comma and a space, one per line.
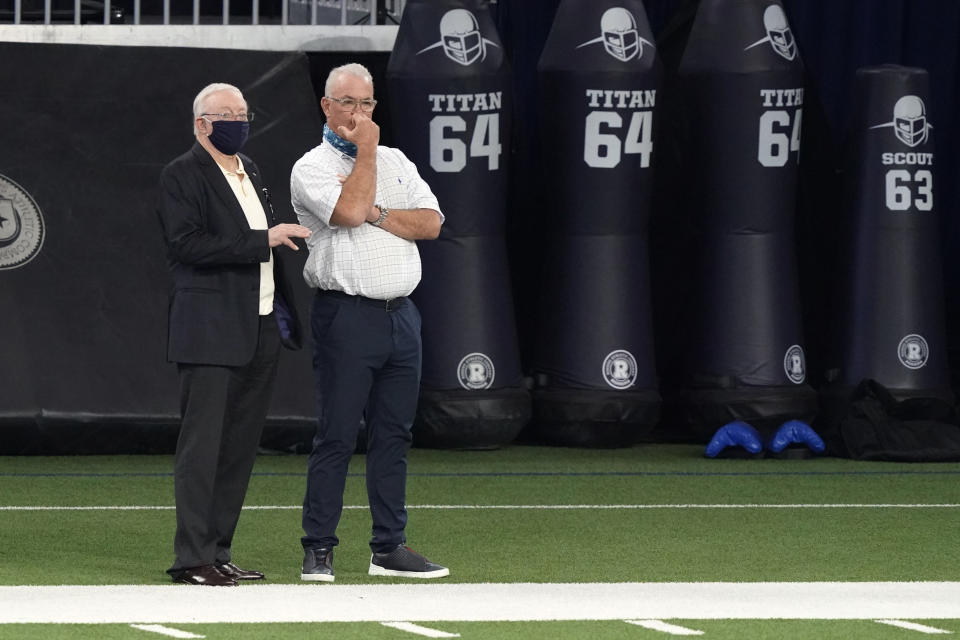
291, 141, 442, 300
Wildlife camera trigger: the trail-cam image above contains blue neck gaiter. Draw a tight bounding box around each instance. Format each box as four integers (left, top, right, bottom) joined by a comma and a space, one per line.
323, 124, 358, 157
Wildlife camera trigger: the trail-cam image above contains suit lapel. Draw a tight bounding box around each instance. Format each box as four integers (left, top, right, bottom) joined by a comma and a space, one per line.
191, 143, 251, 232
244, 165, 277, 226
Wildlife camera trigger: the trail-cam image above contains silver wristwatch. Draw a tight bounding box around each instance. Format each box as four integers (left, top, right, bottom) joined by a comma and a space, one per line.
371, 204, 389, 227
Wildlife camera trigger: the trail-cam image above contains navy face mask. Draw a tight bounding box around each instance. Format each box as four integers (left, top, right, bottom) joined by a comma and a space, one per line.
207, 120, 250, 155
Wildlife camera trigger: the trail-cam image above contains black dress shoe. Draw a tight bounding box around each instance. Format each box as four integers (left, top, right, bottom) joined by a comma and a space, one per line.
216, 562, 265, 581
173, 564, 237, 586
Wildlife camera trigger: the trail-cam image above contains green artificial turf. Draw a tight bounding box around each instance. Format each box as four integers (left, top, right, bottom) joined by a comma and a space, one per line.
1, 444, 959, 584
1, 444, 958, 638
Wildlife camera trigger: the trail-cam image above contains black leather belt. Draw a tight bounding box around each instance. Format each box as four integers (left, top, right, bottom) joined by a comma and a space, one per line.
319, 288, 406, 311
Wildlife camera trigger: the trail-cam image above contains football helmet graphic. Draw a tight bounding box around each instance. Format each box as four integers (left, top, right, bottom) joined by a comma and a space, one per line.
893, 95, 929, 147
417, 8, 500, 66
744, 4, 797, 61
763, 5, 796, 60
577, 6, 653, 62
869, 95, 932, 148
600, 7, 640, 62
440, 9, 483, 66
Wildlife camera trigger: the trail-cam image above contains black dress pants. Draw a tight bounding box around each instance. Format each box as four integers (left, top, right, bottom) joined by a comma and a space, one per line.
168, 313, 280, 574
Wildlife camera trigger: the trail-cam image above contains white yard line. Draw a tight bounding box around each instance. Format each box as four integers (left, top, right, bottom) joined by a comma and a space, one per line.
2, 503, 959, 511
625, 619, 705, 635
129, 623, 206, 638
381, 621, 461, 637
876, 619, 953, 634
0, 583, 958, 624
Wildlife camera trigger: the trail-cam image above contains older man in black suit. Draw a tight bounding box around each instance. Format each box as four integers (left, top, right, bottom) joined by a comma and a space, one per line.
157, 82, 311, 586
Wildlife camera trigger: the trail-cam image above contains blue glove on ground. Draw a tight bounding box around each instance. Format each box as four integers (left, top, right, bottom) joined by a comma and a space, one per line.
705, 420, 763, 458
767, 419, 826, 454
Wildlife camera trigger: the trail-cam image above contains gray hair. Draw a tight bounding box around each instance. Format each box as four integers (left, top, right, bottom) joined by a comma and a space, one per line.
324, 63, 374, 97
192, 82, 244, 135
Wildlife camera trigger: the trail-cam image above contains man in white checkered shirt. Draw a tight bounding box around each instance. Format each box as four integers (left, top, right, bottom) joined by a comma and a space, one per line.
290, 62, 449, 583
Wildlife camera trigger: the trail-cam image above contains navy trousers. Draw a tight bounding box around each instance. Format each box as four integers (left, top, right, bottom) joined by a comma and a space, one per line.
169, 313, 279, 574
302, 290, 422, 553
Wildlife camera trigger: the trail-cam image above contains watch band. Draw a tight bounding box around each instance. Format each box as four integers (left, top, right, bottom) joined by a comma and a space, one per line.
371, 204, 389, 227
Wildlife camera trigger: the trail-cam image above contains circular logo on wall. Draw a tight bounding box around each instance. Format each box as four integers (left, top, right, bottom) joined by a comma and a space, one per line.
602, 349, 637, 389
783, 344, 806, 384
0, 174, 45, 270
898, 334, 929, 370
457, 352, 495, 390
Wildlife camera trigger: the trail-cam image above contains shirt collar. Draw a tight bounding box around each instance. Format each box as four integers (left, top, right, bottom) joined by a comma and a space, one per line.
216, 154, 246, 178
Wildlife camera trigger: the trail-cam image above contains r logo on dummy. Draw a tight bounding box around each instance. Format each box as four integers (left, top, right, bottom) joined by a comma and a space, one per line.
458, 352, 495, 390
898, 334, 929, 370
602, 350, 638, 389
417, 9, 500, 67
783, 345, 806, 384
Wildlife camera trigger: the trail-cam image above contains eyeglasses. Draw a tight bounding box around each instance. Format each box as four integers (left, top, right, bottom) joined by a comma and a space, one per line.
326, 96, 377, 112
200, 112, 255, 122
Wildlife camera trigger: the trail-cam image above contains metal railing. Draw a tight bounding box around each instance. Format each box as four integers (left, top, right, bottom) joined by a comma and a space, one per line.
1, 0, 405, 25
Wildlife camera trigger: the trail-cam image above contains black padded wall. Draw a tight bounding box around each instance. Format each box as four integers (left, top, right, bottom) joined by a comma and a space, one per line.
0, 44, 321, 453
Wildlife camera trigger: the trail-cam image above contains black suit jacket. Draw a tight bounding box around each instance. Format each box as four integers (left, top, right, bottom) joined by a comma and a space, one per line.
157, 142, 302, 366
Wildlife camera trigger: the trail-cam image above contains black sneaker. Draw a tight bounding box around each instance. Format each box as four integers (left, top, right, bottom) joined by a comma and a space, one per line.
368, 545, 449, 579
301, 547, 334, 582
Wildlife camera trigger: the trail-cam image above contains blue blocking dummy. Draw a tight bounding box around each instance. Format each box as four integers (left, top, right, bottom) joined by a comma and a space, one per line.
530, 0, 661, 447
670, 0, 818, 446
386, 0, 530, 448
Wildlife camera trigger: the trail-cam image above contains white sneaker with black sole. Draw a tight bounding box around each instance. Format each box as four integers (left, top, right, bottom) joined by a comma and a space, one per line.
368, 544, 449, 578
